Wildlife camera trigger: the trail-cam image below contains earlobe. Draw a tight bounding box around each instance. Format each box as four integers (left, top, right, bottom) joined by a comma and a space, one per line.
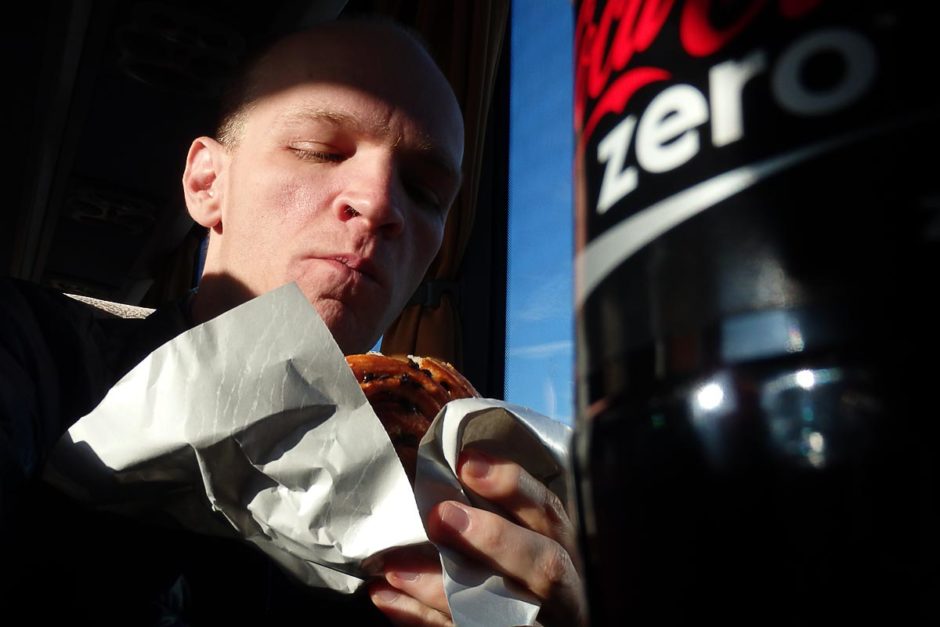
182, 137, 226, 229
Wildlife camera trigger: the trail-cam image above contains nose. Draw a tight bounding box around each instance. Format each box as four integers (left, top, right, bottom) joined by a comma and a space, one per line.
334, 152, 405, 237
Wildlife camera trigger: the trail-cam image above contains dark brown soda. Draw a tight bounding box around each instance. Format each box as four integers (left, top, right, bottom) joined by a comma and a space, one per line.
573, 4, 940, 623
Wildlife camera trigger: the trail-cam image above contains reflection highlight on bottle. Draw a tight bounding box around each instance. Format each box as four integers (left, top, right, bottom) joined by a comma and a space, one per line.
762, 367, 847, 469
688, 374, 737, 467
695, 382, 725, 412
795, 368, 816, 389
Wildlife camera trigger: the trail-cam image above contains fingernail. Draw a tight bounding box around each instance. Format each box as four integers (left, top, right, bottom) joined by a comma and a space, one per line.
439, 502, 470, 533
462, 451, 491, 479
373, 587, 399, 603
389, 569, 420, 583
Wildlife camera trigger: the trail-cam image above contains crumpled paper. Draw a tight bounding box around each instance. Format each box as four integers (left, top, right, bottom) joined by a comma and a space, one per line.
416, 398, 573, 627
44, 283, 572, 626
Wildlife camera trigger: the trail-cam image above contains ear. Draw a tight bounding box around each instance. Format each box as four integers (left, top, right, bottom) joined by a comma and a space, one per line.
182, 137, 227, 229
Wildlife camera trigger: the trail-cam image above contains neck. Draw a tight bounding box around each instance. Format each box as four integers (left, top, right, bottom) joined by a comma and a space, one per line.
188, 272, 257, 325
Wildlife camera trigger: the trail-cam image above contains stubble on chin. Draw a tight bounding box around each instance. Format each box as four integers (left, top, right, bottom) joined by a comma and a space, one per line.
309, 296, 379, 355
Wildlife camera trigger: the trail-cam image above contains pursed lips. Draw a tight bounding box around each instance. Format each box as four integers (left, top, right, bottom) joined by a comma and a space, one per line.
317, 253, 384, 287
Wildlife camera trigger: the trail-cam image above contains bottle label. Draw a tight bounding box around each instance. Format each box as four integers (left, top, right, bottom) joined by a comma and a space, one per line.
574, 1, 935, 306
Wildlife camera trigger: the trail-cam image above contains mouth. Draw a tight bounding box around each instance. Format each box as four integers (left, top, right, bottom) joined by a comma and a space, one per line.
321, 253, 384, 286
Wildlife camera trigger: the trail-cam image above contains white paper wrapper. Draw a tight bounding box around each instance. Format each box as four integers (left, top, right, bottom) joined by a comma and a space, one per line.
45, 283, 572, 626
416, 398, 572, 627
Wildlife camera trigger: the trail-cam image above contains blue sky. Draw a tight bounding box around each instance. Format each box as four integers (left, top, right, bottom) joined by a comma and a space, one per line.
504, 0, 574, 424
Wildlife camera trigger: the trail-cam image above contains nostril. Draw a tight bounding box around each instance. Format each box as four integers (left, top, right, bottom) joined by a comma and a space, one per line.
344, 206, 360, 218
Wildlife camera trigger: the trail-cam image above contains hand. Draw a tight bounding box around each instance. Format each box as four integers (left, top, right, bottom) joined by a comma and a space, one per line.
369, 449, 587, 626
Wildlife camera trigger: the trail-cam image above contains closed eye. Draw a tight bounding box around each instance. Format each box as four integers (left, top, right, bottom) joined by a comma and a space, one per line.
404, 179, 443, 213
292, 148, 344, 163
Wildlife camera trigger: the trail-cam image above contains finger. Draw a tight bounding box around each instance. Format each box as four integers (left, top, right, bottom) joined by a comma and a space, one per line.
369, 580, 454, 627
457, 450, 580, 564
427, 500, 582, 620
381, 550, 450, 616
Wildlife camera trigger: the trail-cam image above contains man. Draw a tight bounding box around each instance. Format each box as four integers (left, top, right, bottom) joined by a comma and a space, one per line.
0, 19, 584, 626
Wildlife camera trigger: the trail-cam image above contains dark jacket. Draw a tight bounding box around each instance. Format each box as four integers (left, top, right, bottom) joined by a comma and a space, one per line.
0, 278, 391, 625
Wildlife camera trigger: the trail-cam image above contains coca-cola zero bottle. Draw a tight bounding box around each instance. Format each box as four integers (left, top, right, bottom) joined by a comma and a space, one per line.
573, 1, 940, 624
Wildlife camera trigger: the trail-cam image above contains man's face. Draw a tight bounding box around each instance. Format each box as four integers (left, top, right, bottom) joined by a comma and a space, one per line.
204, 26, 464, 353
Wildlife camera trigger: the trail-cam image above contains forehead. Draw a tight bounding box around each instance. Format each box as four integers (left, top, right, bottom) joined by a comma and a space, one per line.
245, 25, 464, 164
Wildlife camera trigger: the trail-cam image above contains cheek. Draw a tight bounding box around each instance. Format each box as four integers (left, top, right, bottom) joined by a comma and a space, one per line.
407, 215, 446, 276
238, 169, 327, 233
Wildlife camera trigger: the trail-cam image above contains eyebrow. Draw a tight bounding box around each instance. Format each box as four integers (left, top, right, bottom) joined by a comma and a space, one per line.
278, 107, 366, 133
276, 106, 463, 188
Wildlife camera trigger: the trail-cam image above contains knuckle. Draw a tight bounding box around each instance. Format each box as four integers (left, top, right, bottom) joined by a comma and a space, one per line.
477, 515, 508, 550
537, 542, 574, 594
541, 489, 568, 525
538, 487, 575, 540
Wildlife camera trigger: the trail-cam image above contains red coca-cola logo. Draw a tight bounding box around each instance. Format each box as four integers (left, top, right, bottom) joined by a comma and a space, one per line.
575, 0, 824, 149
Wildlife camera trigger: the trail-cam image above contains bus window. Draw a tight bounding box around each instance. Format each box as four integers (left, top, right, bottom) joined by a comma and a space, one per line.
505, 0, 574, 424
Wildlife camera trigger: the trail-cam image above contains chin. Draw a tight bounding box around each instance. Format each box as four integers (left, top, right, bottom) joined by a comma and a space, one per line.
311, 298, 380, 355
